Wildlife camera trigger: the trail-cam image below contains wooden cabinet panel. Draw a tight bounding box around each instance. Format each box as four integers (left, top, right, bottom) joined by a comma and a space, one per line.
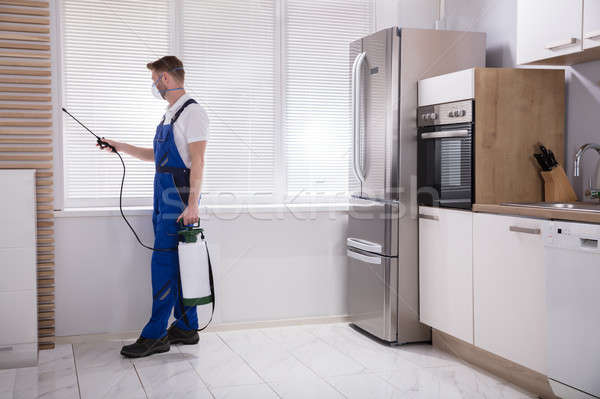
474, 68, 565, 205
473, 213, 547, 374
419, 206, 473, 344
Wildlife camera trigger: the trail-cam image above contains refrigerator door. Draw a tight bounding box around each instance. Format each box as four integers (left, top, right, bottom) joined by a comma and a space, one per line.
347, 196, 399, 257
347, 247, 398, 342
350, 27, 400, 201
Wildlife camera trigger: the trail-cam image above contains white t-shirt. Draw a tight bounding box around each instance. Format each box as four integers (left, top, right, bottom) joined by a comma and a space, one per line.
162, 93, 209, 168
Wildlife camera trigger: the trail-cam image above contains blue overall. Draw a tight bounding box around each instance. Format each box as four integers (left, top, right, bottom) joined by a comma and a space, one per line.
141, 99, 199, 339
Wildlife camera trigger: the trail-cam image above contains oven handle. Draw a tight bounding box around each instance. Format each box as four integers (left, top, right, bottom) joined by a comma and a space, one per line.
421, 130, 470, 139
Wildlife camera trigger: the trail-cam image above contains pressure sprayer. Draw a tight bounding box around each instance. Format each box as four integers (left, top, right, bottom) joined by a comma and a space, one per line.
177, 221, 214, 307
61, 107, 214, 331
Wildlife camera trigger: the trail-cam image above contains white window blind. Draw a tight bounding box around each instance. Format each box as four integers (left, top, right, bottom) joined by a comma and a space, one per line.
182, 0, 276, 202
284, 0, 373, 199
62, 0, 169, 207
61, 0, 373, 207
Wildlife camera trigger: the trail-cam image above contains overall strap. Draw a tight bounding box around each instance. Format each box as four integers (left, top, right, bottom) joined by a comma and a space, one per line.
171, 98, 197, 126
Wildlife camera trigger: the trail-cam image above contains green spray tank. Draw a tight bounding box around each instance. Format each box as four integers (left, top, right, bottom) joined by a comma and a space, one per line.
177, 222, 214, 307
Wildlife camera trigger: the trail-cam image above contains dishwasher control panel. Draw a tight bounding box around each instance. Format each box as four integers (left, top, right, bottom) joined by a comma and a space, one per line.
543, 221, 600, 253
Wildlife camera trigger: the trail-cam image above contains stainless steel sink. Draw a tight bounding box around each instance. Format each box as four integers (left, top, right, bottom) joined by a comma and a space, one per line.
502, 202, 600, 213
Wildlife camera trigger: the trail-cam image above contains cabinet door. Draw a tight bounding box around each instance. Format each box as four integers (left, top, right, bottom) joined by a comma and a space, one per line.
584, 0, 600, 50
0, 290, 37, 345
473, 213, 546, 374
517, 0, 583, 64
419, 206, 473, 344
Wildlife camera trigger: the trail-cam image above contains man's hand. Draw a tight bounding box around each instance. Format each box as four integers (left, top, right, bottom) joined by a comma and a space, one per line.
177, 205, 199, 226
96, 138, 154, 162
96, 137, 122, 153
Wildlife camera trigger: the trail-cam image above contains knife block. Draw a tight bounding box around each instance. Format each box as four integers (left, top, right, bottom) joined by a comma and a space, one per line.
540, 167, 578, 203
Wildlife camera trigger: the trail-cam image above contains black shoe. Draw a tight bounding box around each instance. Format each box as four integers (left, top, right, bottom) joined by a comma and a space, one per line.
120, 335, 170, 358
167, 324, 199, 345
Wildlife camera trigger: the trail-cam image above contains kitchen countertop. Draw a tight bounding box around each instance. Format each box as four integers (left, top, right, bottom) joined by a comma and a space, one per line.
473, 203, 600, 224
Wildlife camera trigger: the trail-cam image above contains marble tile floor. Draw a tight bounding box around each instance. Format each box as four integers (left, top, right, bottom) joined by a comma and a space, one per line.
0, 323, 536, 399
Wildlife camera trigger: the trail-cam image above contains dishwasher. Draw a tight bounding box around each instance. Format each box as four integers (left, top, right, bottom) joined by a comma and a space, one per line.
543, 221, 600, 399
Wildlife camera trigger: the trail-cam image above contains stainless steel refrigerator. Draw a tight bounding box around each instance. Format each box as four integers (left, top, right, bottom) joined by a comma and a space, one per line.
347, 27, 485, 344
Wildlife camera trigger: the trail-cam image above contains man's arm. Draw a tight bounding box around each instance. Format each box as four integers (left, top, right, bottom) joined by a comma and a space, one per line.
98, 138, 154, 162
177, 140, 207, 225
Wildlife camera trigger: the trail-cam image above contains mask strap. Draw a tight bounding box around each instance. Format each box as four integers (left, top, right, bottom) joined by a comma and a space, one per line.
157, 67, 185, 92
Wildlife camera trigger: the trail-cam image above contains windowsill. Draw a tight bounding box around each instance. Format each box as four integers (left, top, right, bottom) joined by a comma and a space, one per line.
54, 202, 354, 218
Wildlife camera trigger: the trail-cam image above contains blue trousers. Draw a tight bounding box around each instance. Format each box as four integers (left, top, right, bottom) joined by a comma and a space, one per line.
141, 173, 198, 339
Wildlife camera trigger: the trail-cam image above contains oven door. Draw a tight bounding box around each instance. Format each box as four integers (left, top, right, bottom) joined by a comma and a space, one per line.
417, 123, 473, 209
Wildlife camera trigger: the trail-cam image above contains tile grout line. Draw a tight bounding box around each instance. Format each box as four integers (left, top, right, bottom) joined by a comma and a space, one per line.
266, 327, 350, 398
71, 344, 83, 399
180, 334, 271, 394
322, 325, 463, 372
216, 331, 282, 399
301, 325, 465, 395
132, 362, 149, 399
177, 339, 216, 399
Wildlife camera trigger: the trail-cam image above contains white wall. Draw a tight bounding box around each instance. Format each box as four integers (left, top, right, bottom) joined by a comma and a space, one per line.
566, 63, 600, 196
55, 208, 349, 336
375, 0, 438, 30
444, 0, 600, 198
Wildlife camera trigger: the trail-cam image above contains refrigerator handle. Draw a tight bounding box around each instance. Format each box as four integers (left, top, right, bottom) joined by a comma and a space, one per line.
347, 237, 382, 253
352, 51, 367, 185
346, 249, 382, 265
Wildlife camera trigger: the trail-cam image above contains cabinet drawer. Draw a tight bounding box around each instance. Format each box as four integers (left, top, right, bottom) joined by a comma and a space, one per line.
0, 290, 37, 345
347, 248, 398, 342
0, 170, 36, 250
0, 343, 37, 369
0, 248, 36, 292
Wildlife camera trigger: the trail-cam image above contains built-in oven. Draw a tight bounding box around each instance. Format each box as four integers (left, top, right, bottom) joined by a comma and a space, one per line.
417, 99, 474, 210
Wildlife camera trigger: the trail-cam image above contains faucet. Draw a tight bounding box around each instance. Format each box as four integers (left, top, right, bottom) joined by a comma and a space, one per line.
574, 143, 600, 200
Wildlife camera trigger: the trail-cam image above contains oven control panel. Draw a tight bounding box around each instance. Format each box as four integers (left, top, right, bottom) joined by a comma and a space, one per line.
417, 99, 473, 127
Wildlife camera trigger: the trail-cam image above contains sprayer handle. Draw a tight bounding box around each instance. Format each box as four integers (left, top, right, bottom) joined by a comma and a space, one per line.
97, 138, 116, 153
178, 219, 200, 228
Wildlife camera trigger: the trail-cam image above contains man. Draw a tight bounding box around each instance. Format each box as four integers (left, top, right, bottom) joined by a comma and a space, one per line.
100, 56, 209, 358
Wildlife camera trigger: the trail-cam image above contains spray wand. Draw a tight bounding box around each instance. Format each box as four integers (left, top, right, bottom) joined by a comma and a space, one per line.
61, 107, 174, 252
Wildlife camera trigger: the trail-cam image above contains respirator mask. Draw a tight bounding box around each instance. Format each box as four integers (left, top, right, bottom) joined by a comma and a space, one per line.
151, 67, 184, 99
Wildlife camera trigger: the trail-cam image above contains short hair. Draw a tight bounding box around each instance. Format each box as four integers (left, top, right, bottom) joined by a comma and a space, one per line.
146, 55, 185, 82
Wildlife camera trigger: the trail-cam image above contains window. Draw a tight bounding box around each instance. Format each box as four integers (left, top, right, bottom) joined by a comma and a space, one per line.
62, 0, 170, 207
285, 0, 373, 200
61, 0, 373, 207
182, 0, 277, 202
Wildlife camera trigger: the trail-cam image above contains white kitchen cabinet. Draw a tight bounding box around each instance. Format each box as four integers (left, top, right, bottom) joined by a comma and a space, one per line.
584, 0, 600, 50
0, 170, 37, 369
473, 213, 546, 374
517, 0, 583, 65
419, 206, 473, 344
